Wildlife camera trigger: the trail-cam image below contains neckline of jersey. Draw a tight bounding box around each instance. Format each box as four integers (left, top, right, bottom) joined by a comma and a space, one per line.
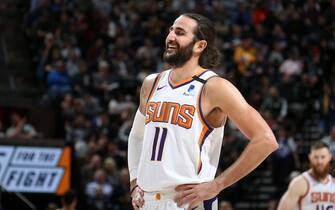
168, 69, 209, 89
308, 171, 330, 184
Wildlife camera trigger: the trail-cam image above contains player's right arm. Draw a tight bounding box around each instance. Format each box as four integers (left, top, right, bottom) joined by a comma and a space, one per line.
127, 73, 158, 209
277, 175, 308, 210
128, 73, 158, 183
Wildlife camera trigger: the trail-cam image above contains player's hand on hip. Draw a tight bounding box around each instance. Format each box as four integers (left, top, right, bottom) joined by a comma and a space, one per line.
174, 181, 220, 210
131, 186, 145, 210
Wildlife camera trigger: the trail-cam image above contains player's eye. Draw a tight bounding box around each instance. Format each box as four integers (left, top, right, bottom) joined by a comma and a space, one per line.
175, 30, 185, 36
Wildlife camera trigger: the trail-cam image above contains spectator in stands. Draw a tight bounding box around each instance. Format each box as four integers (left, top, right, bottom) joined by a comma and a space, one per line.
260, 86, 288, 122
104, 157, 118, 186
118, 106, 136, 144
92, 113, 112, 137
96, 134, 109, 157
65, 114, 90, 143
61, 94, 76, 121
92, 60, 119, 103
71, 60, 90, 94
108, 94, 136, 116
135, 38, 158, 72
81, 93, 102, 119
233, 35, 256, 77
322, 126, 335, 156
47, 59, 71, 101
268, 41, 284, 66
57, 189, 77, 210
81, 154, 102, 184
6, 113, 37, 139
86, 169, 113, 210
107, 141, 126, 168
232, 1, 251, 26
64, 46, 81, 79
279, 48, 303, 77
36, 32, 56, 82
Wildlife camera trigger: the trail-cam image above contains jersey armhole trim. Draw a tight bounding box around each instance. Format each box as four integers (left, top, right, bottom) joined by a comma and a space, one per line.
146, 73, 162, 103
197, 75, 220, 131
298, 175, 310, 210
197, 126, 213, 174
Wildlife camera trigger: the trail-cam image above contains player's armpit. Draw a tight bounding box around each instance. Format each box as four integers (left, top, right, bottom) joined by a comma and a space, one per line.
277, 175, 308, 210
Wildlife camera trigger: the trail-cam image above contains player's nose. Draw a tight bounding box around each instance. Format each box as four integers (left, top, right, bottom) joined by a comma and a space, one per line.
166, 31, 177, 42
316, 159, 324, 165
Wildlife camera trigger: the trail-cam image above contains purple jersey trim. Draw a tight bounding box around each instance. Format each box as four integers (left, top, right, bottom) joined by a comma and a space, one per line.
146, 73, 161, 102
197, 128, 213, 174
168, 70, 209, 89
203, 197, 217, 210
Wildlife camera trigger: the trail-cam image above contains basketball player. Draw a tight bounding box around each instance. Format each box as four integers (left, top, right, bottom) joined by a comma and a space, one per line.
128, 13, 278, 210
277, 142, 335, 210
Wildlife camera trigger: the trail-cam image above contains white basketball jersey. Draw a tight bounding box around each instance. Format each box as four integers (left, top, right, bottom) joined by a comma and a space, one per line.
137, 69, 225, 192
299, 171, 335, 210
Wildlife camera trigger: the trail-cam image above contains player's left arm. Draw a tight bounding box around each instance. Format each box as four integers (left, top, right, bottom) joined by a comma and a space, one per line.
175, 77, 278, 210
208, 77, 278, 190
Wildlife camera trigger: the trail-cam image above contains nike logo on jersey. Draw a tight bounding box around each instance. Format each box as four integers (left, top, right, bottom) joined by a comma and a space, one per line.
157, 85, 167, 90
146, 101, 195, 129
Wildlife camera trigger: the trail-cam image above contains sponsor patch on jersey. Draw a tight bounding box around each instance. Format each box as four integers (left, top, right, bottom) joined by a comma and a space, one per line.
183, 85, 195, 96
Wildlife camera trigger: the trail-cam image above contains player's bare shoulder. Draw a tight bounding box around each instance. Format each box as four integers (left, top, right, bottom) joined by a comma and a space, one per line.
141, 74, 159, 98
204, 76, 234, 92
203, 76, 248, 112
288, 174, 309, 196
278, 174, 308, 210
139, 73, 159, 113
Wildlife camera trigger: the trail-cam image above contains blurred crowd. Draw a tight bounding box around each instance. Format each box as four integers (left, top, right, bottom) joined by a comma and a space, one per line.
23, 0, 335, 209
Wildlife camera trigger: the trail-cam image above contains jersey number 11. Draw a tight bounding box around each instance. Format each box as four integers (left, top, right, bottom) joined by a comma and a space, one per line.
151, 127, 167, 161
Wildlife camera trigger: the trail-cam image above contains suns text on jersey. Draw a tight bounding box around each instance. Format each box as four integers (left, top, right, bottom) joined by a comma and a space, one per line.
145, 101, 195, 129
311, 192, 335, 203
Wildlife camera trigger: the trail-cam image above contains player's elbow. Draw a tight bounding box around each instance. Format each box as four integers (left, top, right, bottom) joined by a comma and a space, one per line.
262, 132, 278, 153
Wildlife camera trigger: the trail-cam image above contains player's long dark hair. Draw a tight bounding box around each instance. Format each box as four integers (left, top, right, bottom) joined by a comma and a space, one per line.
183, 13, 221, 69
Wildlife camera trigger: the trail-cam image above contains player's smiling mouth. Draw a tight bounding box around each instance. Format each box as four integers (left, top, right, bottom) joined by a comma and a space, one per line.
166, 42, 179, 51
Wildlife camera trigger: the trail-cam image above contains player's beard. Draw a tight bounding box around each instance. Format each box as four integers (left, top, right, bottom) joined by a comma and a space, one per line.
310, 162, 330, 180
163, 40, 195, 68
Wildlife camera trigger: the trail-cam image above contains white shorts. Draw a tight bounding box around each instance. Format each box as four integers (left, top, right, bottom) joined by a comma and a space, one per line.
140, 190, 217, 210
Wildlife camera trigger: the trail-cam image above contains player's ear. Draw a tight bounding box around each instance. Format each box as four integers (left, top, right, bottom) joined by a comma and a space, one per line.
327, 150, 332, 162
308, 153, 312, 162
194, 40, 207, 54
